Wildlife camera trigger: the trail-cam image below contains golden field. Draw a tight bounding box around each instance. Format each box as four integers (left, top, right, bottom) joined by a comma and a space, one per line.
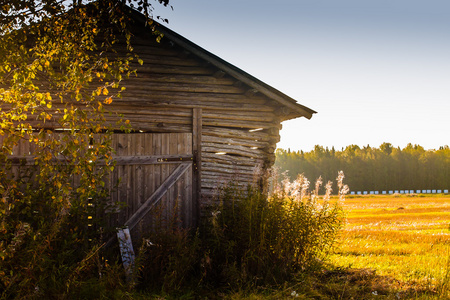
330, 194, 450, 298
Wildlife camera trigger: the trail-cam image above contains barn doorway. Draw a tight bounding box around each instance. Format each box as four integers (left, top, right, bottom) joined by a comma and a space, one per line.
107, 133, 195, 241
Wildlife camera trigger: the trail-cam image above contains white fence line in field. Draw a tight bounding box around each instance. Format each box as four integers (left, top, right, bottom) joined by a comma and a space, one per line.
350, 189, 448, 195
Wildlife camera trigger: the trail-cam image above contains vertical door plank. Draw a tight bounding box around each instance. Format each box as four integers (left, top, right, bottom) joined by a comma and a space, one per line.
192, 108, 202, 226
126, 134, 134, 224
152, 134, 162, 228
143, 133, 153, 233
117, 134, 129, 225
161, 133, 169, 227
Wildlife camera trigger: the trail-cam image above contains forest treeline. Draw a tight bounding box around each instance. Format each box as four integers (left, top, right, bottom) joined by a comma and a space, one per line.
274, 143, 450, 192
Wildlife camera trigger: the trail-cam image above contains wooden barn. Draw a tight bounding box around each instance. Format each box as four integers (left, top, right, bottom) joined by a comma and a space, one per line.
2, 7, 316, 239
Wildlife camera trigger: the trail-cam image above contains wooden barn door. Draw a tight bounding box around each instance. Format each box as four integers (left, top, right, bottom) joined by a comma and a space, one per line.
109, 133, 195, 240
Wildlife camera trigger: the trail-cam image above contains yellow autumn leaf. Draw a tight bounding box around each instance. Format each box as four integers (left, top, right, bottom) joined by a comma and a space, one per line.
102, 88, 108, 95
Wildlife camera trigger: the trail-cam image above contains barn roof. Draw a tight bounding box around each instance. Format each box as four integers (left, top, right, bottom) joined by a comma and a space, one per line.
127, 8, 317, 121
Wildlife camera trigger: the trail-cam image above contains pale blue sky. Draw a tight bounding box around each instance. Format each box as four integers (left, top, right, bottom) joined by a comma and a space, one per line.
153, 0, 450, 151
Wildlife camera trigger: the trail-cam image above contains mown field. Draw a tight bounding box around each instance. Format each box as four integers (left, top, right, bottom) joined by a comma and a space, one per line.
329, 194, 450, 299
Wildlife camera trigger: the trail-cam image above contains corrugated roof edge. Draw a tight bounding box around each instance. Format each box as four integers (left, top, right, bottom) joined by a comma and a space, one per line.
127, 7, 317, 120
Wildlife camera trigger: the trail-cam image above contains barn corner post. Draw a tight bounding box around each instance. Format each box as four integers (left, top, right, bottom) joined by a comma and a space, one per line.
192, 108, 202, 227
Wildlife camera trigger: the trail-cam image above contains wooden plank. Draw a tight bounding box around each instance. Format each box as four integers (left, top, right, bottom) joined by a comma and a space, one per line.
103, 112, 279, 129
175, 133, 183, 225
4, 154, 194, 166
112, 122, 191, 133
202, 110, 275, 122
202, 142, 265, 156
126, 135, 134, 223
143, 133, 154, 232
192, 108, 202, 226
112, 155, 194, 165
117, 134, 128, 225
108, 135, 119, 226
202, 118, 281, 130
106, 114, 192, 125
202, 172, 255, 181
102, 106, 192, 117
33, 96, 273, 116
14, 95, 272, 116
130, 64, 215, 75
132, 55, 205, 67
167, 133, 177, 223
202, 146, 265, 159
201, 178, 250, 189
202, 126, 277, 142
124, 163, 192, 231
174, 134, 182, 226
101, 43, 180, 57
109, 98, 271, 111
119, 82, 245, 94
202, 163, 257, 175
117, 227, 136, 282
202, 152, 262, 165
161, 133, 170, 226
184, 133, 193, 228
202, 135, 269, 148
109, 91, 271, 106
152, 133, 162, 228
177, 133, 185, 227
126, 74, 235, 85
135, 134, 144, 238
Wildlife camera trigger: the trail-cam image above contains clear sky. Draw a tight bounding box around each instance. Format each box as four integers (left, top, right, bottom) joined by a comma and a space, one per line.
153, 0, 450, 152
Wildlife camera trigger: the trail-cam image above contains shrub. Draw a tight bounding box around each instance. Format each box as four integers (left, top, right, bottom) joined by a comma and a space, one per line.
135, 171, 348, 293
137, 225, 201, 294
200, 171, 347, 288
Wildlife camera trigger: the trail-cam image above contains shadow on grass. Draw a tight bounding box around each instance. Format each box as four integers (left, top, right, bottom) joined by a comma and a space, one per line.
274, 267, 440, 300
142, 267, 442, 300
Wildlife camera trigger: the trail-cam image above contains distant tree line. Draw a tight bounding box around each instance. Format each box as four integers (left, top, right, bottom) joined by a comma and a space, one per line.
275, 143, 450, 192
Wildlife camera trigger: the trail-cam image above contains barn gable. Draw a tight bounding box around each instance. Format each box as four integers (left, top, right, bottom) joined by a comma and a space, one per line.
128, 9, 316, 122
106, 8, 316, 200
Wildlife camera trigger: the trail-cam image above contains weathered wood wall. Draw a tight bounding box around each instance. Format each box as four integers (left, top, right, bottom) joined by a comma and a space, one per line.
107, 32, 282, 201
